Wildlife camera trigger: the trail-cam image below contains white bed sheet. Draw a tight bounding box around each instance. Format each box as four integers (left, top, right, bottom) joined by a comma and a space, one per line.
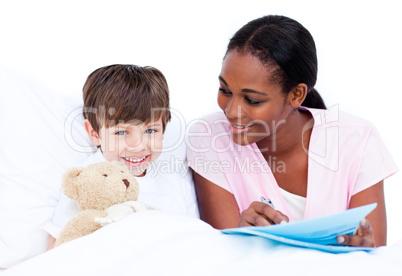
2, 211, 402, 276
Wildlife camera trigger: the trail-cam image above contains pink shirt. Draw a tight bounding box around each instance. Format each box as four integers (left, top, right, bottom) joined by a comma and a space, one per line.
186, 107, 398, 222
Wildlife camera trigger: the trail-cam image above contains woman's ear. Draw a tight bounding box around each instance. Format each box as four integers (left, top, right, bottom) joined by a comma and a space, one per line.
288, 83, 308, 108
84, 119, 101, 146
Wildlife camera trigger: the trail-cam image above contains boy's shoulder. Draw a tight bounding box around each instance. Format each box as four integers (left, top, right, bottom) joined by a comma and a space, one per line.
77, 150, 107, 167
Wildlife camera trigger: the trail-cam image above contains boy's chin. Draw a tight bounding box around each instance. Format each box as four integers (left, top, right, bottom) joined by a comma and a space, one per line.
128, 166, 148, 177
132, 171, 146, 177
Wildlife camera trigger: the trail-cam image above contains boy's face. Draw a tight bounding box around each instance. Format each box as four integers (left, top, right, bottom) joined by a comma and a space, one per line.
86, 118, 164, 177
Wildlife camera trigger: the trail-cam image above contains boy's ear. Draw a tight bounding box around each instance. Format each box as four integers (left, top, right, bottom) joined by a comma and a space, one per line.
84, 119, 101, 146
288, 83, 307, 108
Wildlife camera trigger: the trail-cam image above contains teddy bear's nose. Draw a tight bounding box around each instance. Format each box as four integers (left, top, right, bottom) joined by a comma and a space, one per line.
122, 179, 130, 188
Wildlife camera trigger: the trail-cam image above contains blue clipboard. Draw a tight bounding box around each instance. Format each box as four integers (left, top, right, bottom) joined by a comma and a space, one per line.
222, 203, 377, 253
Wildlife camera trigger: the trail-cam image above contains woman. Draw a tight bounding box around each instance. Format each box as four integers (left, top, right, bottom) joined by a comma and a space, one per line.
187, 15, 398, 247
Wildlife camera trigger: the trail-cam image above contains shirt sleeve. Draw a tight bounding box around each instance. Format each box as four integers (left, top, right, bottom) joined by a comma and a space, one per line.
42, 193, 80, 238
181, 164, 200, 218
353, 126, 399, 195
165, 134, 200, 218
44, 193, 80, 239
186, 114, 231, 192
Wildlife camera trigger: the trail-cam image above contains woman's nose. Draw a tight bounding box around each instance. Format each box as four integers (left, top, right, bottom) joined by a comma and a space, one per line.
225, 98, 244, 120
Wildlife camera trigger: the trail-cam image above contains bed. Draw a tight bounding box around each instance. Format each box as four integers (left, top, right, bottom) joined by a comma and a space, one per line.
3, 211, 402, 275
1, 66, 402, 275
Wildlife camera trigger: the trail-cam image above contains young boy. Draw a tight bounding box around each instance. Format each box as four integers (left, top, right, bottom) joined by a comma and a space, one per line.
45, 64, 198, 248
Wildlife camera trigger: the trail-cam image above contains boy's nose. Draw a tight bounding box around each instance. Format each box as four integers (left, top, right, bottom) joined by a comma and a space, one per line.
125, 133, 148, 151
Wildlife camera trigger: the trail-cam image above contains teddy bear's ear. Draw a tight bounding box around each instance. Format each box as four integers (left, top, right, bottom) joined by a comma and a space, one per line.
62, 167, 84, 199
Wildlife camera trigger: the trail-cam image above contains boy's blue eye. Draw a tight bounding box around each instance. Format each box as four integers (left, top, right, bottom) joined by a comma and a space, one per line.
145, 129, 155, 134
115, 131, 127, 135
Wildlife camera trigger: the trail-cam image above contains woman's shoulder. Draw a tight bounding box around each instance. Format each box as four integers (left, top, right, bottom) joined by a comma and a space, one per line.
186, 112, 235, 157
303, 106, 376, 131
186, 112, 230, 147
188, 112, 228, 133
76, 150, 106, 167
305, 106, 386, 158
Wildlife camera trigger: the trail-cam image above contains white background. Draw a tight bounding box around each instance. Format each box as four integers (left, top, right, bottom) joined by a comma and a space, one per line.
1, 0, 401, 244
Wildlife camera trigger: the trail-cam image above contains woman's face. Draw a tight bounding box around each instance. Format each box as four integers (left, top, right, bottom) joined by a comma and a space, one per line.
217, 51, 293, 146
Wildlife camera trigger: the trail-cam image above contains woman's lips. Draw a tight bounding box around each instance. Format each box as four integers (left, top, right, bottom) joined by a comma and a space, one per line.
229, 123, 254, 134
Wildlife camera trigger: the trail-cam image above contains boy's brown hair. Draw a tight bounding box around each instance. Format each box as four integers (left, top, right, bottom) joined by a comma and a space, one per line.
82, 64, 171, 133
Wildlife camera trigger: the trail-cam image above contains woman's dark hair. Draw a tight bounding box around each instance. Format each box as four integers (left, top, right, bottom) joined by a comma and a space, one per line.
226, 15, 326, 109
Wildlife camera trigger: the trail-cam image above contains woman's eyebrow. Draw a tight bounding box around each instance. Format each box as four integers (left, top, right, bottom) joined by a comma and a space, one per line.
241, 88, 267, 96
219, 76, 267, 96
218, 76, 228, 86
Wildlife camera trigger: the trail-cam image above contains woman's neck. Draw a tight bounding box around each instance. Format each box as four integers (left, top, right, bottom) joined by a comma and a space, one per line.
256, 108, 313, 158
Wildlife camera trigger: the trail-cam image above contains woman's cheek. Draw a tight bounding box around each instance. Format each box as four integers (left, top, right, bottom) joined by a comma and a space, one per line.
217, 93, 228, 111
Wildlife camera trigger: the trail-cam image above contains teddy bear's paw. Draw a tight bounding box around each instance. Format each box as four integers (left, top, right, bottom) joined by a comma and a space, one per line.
94, 216, 114, 226
124, 200, 148, 212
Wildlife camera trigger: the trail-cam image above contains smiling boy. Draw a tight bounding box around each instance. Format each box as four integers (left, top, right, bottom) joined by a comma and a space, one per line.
45, 64, 198, 248
82, 64, 169, 177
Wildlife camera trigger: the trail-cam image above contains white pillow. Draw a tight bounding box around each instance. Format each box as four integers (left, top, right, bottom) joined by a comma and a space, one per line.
0, 66, 92, 268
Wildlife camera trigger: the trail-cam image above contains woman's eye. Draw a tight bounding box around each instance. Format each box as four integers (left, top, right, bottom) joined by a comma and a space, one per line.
219, 87, 232, 95
245, 97, 262, 105
115, 130, 127, 135
145, 129, 155, 134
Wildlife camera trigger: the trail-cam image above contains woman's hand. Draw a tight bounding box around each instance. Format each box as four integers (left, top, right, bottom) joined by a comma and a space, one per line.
238, 201, 289, 227
337, 218, 375, 247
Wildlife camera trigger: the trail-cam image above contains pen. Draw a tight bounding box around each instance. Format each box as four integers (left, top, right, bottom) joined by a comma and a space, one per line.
260, 196, 275, 209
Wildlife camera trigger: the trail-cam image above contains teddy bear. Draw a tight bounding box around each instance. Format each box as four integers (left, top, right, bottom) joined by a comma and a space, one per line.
55, 161, 148, 246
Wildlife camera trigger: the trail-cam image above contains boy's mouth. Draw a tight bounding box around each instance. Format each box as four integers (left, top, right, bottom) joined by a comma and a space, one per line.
122, 155, 149, 165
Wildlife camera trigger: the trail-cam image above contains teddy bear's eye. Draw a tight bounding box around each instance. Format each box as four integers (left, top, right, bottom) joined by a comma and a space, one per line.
103, 174, 108, 177
121, 171, 124, 173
